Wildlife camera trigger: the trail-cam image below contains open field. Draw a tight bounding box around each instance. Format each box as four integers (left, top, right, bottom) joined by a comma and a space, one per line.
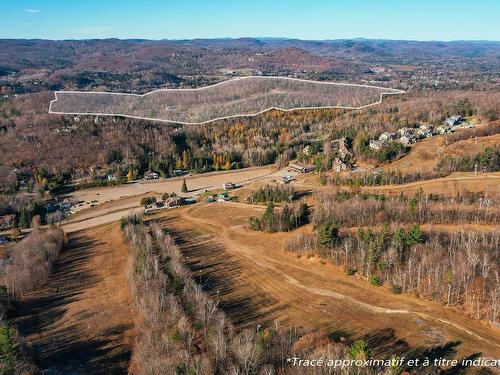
153, 203, 500, 360
67, 165, 279, 213
58, 168, 499, 234
361, 172, 500, 196
385, 132, 500, 173
59, 165, 298, 233
12, 224, 134, 374
49, 76, 403, 124
297, 172, 500, 198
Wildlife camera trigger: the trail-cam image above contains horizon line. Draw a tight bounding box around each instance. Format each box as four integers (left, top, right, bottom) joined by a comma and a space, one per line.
1, 36, 499, 43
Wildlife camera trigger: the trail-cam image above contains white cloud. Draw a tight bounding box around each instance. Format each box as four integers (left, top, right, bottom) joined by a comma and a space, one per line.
24, 9, 41, 13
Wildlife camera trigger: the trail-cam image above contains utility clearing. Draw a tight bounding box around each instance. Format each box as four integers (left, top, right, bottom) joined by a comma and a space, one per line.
12, 224, 135, 374
155, 203, 500, 359
49, 76, 403, 124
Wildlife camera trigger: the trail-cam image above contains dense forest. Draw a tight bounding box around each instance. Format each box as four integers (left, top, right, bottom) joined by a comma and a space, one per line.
1, 89, 499, 196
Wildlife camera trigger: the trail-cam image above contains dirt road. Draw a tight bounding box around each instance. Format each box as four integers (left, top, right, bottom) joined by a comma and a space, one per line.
67, 165, 286, 214
61, 166, 297, 233
297, 172, 500, 197
156, 203, 500, 359
13, 224, 135, 374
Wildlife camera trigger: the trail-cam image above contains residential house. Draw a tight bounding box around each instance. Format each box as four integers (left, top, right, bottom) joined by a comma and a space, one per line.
288, 162, 315, 173
398, 135, 416, 145
369, 140, 384, 151
445, 115, 463, 127
144, 171, 160, 180
379, 132, 396, 142
165, 196, 183, 208
332, 157, 349, 172
398, 128, 415, 137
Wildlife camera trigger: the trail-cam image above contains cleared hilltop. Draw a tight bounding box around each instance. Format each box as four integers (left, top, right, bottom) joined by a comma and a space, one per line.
49, 76, 403, 124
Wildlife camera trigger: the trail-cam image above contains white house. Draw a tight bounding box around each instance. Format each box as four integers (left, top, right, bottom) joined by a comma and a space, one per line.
369, 140, 384, 151
144, 171, 160, 180
398, 135, 416, 145
379, 132, 396, 142
445, 115, 463, 127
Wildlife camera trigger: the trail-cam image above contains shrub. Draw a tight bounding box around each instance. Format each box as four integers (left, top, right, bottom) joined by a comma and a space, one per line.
120, 214, 143, 230
391, 284, 402, 294
140, 196, 156, 207
345, 268, 356, 276
369, 275, 381, 286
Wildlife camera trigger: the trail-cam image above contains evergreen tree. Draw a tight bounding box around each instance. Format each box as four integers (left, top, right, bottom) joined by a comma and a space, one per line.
296, 202, 310, 225
262, 204, 275, 232
181, 179, 188, 193
318, 219, 339, 249
280, 205, 292, 231
406, 224, 424, 247
0, 325, 18, 374
348, 340, 371, 361
18, 209, 30, 229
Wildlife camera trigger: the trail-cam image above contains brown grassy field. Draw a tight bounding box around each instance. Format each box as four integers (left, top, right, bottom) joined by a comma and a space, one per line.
153, 203, 500, 360
12, 224, 135, 374
361, 172, 500, 197
386, 132, 500, 173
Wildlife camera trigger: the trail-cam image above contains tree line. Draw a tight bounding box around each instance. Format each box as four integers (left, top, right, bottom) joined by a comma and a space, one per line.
248, 202, 310, 233
0, 227, 66, 374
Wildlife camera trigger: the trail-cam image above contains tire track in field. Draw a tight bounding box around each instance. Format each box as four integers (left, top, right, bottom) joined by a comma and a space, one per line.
180, 204, 500, 348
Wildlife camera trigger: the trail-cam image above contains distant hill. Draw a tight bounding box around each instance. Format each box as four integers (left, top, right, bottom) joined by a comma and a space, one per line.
0, 38, 498, 93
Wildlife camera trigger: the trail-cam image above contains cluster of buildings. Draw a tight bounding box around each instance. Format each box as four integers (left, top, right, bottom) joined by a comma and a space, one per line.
369, 115, 473, 151
144, 196, 184, 213
330, 137, 353, 172
207, 192, 231, 203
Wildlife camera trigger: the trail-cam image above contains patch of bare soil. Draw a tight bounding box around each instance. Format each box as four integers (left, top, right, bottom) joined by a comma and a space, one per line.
12, 224, 134, 374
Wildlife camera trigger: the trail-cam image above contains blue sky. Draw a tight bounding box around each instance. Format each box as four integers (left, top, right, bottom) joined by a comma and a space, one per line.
1, 0, 499, 41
